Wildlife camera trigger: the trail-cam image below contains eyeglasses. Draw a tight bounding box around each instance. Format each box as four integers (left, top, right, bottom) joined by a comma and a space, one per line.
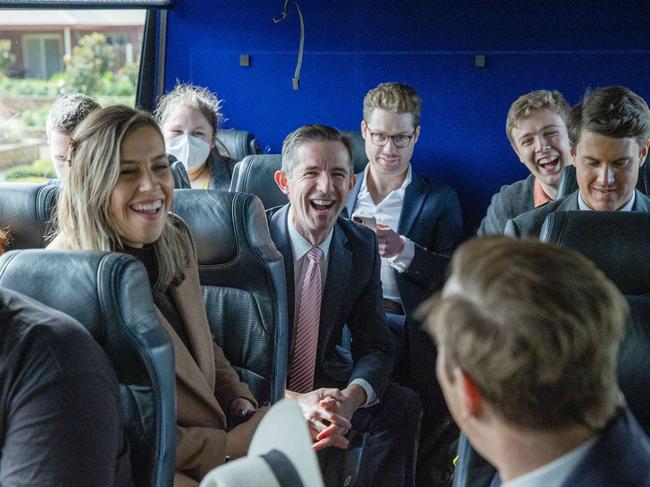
366, 128, 416, 148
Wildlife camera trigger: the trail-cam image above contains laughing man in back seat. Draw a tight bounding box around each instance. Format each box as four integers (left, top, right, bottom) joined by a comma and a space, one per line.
504, 86, 650, 239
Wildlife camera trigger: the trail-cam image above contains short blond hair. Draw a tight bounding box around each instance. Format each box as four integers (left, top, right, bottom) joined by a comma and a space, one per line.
506, 90, 570, 145
363, 82, 422, 126
421, 236, 627, 431
55, 105, 188, 291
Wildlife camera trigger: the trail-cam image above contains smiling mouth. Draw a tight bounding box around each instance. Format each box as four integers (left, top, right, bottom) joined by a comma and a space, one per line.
593, 187, 617, 195
131, 199, 163, 215
538, 155, 561, 171
310, 199, 335, 211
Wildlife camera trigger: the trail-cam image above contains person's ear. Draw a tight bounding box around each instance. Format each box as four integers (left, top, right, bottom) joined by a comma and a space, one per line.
348, 173, 356, 193
360, 120, 368, 139
413, 124, 421, 144
570, 144, 577, 164
640, 139, 649, 167
274, 170, 290, 195
457, 369, 483, 418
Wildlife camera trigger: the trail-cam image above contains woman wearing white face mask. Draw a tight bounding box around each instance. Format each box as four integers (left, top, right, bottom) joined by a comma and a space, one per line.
155, 84, 237, 190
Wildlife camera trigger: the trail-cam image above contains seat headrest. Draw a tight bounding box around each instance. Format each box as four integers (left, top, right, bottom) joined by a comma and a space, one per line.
0, 249, 176, 487
0, 182, 58, 249
555, 165, 578, 200
168, 156, 192, 189
216, 129, 261, 162
540, 211, 650, 295
229, 154, 287, 209
340, 130, 369, 174
637, 163, 650, 195
172, 190, 273, 267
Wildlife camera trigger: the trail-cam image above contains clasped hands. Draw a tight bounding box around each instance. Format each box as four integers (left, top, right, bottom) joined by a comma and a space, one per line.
290, 385, 366, 451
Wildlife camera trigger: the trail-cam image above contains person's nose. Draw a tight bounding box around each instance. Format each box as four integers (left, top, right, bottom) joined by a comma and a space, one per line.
597, 165, 615, 186
535, 135, 549, 153
138, 168, 159, 192
315, 173, 334, 193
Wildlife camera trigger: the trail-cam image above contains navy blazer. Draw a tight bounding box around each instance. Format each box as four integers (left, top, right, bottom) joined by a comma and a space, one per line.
267, 204, 394, 398
454, 409, 650, 487
505, 189, 650, 239
345, 169, 463, 311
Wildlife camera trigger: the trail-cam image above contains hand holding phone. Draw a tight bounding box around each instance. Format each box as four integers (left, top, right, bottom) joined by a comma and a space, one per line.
352, 214, 377, 232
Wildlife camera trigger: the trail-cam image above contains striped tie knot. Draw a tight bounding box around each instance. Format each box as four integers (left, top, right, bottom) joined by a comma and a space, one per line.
307, 246, 323, 264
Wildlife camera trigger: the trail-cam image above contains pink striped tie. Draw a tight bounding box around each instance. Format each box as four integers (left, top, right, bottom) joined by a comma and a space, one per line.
288, 246, 323, 393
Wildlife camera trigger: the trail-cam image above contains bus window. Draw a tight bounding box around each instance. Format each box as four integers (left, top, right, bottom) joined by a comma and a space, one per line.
0, 10, 146, 182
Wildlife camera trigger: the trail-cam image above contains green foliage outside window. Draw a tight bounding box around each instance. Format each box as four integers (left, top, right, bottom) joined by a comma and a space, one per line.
0, 39, 15, 76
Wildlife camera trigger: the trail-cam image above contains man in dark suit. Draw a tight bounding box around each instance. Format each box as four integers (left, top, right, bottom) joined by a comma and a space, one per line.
345, 83, 462, 481
268, 124, 421, 487
420, 236, 650, 487
505, 86, 650, 238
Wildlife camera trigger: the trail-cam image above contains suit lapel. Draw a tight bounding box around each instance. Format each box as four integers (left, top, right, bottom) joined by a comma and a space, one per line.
398, 171, 427, 237
558, 191, 580, 211
269, 205, 296, 333
319, 224, 351, 359
344, 171, 364, 219
632, 189, 650, 211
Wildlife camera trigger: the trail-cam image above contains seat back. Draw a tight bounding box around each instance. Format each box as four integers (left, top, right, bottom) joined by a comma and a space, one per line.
172, 190, 288, 404
0, 182, 58, 249
555, 165, 578, 199
216, 129, 261, 162
539, 211, 650, 295
169, 156, 192, 189
340, 130, 369, 174
619, 295, 650, 433
229, 154, 286, 209
0, 250, 176, 487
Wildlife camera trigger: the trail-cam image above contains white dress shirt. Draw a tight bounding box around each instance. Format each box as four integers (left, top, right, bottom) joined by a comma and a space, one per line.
502, 436, 597, 487
287, 208, 377, 407
578, 191, 635, 211
351, 164, 415, 304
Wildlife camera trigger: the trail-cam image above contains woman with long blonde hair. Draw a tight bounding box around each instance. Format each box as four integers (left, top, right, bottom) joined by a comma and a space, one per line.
49, 105, 265, 487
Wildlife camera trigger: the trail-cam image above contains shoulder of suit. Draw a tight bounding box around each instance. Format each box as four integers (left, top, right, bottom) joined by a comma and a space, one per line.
338, 215, 375, 241
408, 169, 458, 197
512, 193, 568, 225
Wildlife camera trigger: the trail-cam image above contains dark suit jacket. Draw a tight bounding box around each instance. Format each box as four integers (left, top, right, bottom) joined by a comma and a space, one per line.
345, 169, 463, 310
477, 174, 535, 236
453, 409, 650, 487
505, 189, 650, 239
267, 204, 394, 397
344, 169, 461, 407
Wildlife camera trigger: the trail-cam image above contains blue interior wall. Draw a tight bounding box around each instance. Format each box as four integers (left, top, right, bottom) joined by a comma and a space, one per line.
163, 0, 650, 232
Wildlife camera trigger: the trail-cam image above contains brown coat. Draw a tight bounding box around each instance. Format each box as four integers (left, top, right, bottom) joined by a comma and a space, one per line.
49, 231, 256, 486
158, 233, 256, 485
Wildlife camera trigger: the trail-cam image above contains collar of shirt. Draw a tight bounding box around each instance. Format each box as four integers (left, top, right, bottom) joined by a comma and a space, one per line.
533, 178, 553, 207
287, 207, 333, 262
358, 163, 412, 202
578, 190, 636, 211
501, 436, 597, 487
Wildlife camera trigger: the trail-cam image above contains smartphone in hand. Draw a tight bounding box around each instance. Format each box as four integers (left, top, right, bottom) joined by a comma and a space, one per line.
352, 214, 377, 231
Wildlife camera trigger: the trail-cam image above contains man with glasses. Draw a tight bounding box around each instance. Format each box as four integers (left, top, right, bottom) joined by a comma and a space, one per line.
345, 82, 463, 483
